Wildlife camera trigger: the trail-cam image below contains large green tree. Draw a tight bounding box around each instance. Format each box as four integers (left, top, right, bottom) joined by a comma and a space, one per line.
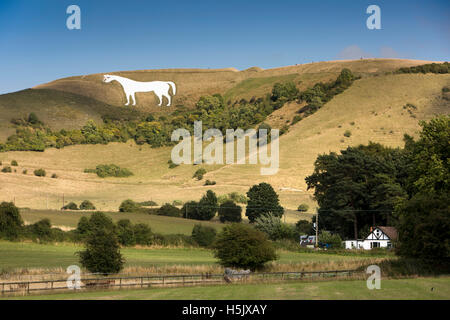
0, 202, 23, 240
245, 183, 284, 223
305, 142, 407, 239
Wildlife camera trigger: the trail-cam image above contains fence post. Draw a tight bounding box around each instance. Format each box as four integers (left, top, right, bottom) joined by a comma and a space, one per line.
141, 277, 143, 288
119, 278, 122, 289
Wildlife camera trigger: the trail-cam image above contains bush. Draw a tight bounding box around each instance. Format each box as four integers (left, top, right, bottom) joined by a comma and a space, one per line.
168, 159, 179, 169
86, 164, 133, 178
204, 180, 216, 186
213, 224, 277, 270
218, 200, 242, 223
254, 214, 295, 240
297, 203, 309, 212
51, 173, 58, 179
62, 202, 78, 210
11, 160, 18, 166
22, 169, 27, 174
246, 183, 284, 223
157, 203, 182, 217
172, 200, 183, 206
291, 115, 302, 125
0, 202, 23, 240
139, 200, 158, 207
79, 200, 96, 210
193, 168, 207, 180
1, 166, 12, 173
119, 199, 141, 212
343, 130, 352, 138
29, 219, 53, 242
318, 231, 343, 249
191, 224, 217, 247
34, 168, 46, 177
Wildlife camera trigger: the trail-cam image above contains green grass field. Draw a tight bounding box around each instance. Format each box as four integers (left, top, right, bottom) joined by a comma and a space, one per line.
4, 277, 449, 300
0, 241, 383, 272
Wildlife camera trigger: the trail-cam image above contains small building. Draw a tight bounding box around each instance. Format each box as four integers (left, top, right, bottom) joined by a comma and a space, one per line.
344, 226, 398, 250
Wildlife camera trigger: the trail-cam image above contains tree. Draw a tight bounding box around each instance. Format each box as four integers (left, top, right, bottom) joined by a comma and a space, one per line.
116, 219, 136, 246
297, 204, 309, 212
77, 212, 123, 274
318, 231, 343, 249
295, 220, 313, 235
157, 203, 182, 217
246, 183, 284, 223
218, 200, 242, 223
191, 224, 217, 247
213, 224, 277, 270
305, 142, 407, 239
197, 190, 218, 220
30, 218, 53, 242
396, 193, 449, 261
0, 202, 23, 240
62, 202, 78, 210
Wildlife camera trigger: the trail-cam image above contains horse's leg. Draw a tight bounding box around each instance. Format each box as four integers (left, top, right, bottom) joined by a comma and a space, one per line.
165, 93, 171, 107
124, 92, 130, 106
156, 94, 163, 106
131, 93, 137, 106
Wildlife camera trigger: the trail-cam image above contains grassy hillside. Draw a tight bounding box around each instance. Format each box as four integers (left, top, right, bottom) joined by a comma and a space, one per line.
0, 59, 448, 215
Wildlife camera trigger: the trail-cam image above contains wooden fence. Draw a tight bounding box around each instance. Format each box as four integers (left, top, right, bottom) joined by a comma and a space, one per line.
0, 269, 363, 296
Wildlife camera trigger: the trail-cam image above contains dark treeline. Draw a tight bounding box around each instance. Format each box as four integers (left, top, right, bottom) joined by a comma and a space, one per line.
395, 62, 449, 74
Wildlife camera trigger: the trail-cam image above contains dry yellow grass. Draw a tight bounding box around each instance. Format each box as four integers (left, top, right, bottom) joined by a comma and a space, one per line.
0, 60, 448, 214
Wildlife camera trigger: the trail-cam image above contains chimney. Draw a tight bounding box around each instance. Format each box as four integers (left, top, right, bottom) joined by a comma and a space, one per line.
370, 226, 373, 232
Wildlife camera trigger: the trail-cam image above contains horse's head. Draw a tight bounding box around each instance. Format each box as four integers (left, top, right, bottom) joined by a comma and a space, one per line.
103, 74, 115, 83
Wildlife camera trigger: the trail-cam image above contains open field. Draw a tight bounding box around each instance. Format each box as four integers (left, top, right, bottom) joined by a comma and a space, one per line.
0, 241, 386, 273
3, 277, 449, 300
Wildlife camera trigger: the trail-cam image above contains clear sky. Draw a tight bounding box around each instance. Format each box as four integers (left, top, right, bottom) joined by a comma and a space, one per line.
0, 0, 448, 94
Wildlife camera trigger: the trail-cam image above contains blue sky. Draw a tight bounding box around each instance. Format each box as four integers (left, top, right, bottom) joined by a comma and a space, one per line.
0, 0, 448, 94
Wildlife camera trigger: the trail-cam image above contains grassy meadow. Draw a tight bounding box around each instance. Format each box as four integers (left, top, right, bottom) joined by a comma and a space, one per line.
4, 277, 449, 300
0, 240, 386, 274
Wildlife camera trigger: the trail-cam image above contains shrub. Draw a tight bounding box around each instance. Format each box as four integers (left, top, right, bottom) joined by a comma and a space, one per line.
139, 200, 158, 207
11, 160, 18, 166
318, 231, 343, 249
75, 216, 91, 239
119, 199, 141, 212
22, 169, 27, 174
343, 130, 352, 137
254, 214, 295, 240
0, 202, 23, 240
246, 183, 284, 223
204, 180, 216, 186
79, 200, 96, 210
168, 159, 179, 169
191, 224, 217, 247
193, 168, 207, 180
1, 166, 12, 173
218, 200, 242, 223
62, 202, 78, 210
172, 200, 183, 206
34, 168, 46, 177
291, 115, 302, 125
29, 218, 53, 242
213, 224, 277, 270
297, 203, 309, 212
86, 164, 133, 178
228, 192, 247, 204
181, 201, 200, 219
51, 173, 58, 179
157, 203, 182, 217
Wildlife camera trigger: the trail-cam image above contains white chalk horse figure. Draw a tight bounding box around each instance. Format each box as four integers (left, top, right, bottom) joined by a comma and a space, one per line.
103, 74, 176, 107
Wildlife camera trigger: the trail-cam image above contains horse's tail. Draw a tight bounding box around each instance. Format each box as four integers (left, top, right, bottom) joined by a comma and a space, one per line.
167, 81, 176, 95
